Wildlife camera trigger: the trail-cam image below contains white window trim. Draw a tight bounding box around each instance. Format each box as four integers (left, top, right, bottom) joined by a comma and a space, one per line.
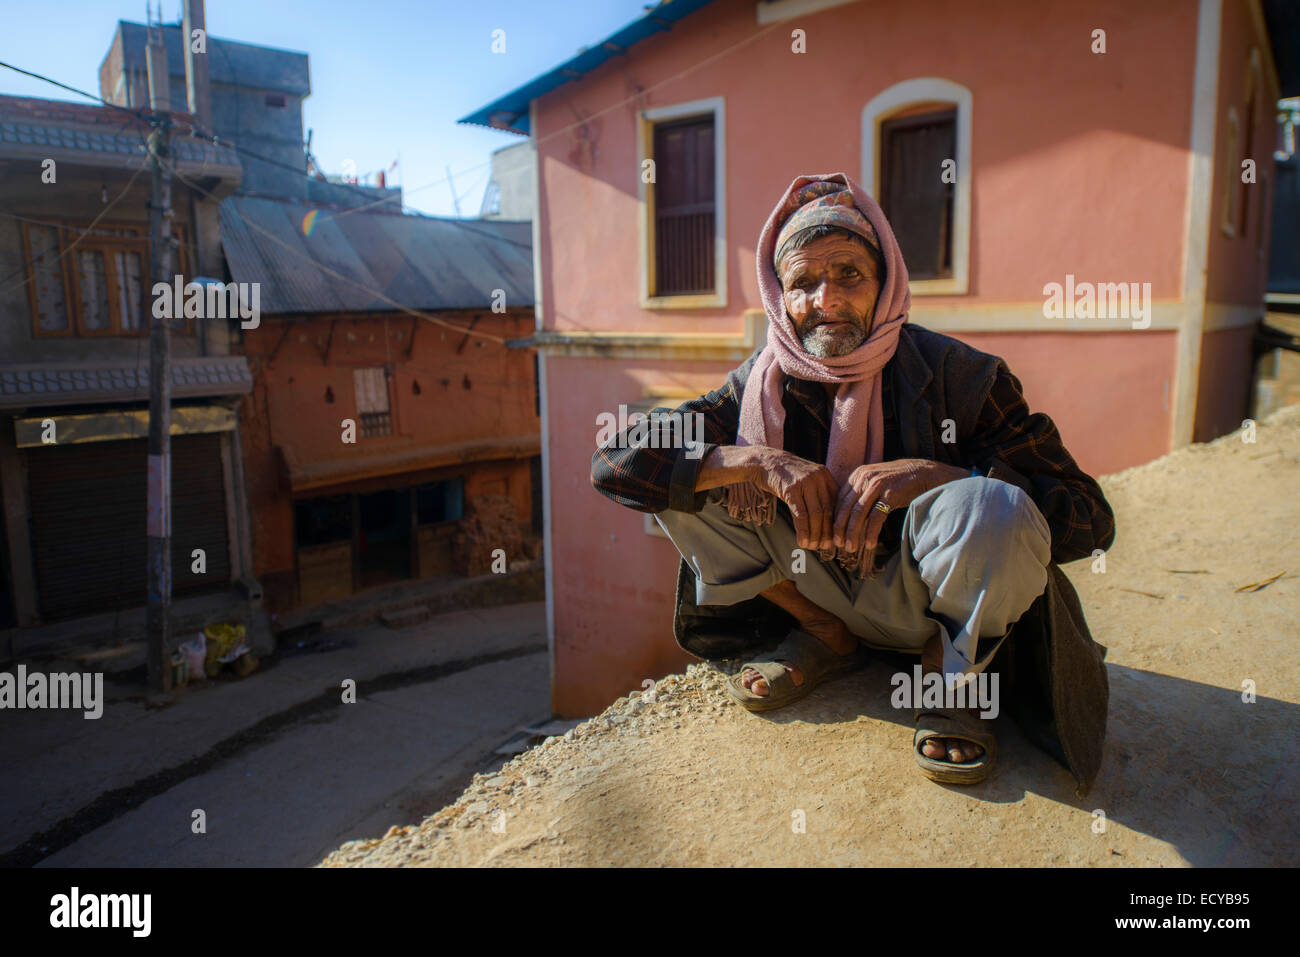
1220, 106, 1239, 237
637, 96, 727, 310
861, 78, 972, 296
755, 0, 860, 24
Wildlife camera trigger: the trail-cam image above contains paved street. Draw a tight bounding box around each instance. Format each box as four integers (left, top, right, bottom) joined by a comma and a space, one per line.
1, 602, 548, 867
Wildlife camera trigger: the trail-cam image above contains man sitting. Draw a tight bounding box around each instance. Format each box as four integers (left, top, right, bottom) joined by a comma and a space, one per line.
591, 174, 1115, 785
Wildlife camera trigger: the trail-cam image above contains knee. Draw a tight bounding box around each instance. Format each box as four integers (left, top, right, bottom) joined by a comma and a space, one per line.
972, 479, 1050, 564
917, 477, 1050, 565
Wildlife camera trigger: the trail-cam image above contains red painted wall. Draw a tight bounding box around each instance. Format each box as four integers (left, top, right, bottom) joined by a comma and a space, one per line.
239, 311, 539, 598
533, 0, 1238, 716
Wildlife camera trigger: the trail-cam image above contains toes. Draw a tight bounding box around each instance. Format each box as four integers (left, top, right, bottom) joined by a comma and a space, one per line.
920, 736, 946, 759
946, 740, 965, 763
740, 667, 770, 696
950, 739, 984, 763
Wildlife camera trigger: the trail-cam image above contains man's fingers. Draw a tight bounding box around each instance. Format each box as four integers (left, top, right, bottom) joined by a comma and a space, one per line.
832, 481, 858, 548
842, 496, 871, 554
786, 491, 812, 549
810, 479, 835, 550
860, 507, 889, 556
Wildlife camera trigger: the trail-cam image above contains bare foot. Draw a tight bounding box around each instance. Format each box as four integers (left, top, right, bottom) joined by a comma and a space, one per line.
740, 612, 858, 696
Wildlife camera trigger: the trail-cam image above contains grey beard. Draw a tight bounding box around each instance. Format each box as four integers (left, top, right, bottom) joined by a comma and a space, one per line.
799, 323, 867, 358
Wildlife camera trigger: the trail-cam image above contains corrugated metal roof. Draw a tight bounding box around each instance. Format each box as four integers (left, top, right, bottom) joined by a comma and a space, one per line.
457, 0, 718, 134
220, 196, 533, 315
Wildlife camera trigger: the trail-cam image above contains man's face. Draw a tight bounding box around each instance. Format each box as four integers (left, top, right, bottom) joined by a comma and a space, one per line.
778, 235, 881, 358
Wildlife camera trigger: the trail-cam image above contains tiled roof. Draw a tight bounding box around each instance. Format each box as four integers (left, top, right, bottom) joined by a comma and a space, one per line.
0, 95, 241, 178
0, 356, 252, 410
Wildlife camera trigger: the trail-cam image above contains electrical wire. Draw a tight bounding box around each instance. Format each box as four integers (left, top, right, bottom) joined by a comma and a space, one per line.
0, 59, 491, 223
0, 158, 150, 294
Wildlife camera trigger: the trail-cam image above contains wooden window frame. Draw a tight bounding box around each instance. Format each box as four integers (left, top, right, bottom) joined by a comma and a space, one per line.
862, 78, 972, 296
1220, 107, 1240, 238
23, 219, 191, 339
1238, 48, 1263, 240
879, 107, 958, 283
19, 220, 74, 339
637, 96, 727, 310
352, 366, 394, 439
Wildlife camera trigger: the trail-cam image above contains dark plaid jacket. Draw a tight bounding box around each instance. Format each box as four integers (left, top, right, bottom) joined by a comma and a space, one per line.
591, 323, 1116, 795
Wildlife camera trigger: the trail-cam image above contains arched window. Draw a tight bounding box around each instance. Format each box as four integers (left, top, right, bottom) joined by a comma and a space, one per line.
862, 78, 972, 295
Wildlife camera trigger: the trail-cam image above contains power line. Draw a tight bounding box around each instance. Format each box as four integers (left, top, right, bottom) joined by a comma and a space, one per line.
0, 59, 492, 222
0, 158, 151, 294
0, 58, 149, 124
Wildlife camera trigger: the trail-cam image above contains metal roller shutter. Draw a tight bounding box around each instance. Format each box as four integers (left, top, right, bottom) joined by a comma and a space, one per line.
26, 432, 231, 621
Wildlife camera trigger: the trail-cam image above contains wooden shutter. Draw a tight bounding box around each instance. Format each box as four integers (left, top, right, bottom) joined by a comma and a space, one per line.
880, 109, 956, 280
654, 116, 715, 295
353, 366, 392, 438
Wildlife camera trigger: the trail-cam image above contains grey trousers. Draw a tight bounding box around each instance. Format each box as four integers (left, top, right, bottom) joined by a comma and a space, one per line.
653, 476, 1052, 678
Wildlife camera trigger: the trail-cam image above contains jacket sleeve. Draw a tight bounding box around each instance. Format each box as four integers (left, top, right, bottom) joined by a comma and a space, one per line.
590, 369, 743, 515
962, 363, 1116, 565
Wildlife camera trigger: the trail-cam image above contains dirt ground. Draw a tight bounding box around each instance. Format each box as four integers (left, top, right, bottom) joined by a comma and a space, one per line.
319, 405, 1300, 867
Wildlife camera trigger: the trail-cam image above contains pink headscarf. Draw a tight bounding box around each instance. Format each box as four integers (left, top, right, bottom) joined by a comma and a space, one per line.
720, 172, 911, 577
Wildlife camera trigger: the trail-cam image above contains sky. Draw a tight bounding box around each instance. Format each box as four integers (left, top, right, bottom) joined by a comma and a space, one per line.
0, 0, 654, 217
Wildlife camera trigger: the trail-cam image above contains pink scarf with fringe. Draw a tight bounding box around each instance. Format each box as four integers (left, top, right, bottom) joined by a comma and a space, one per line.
720, 172, 911, 577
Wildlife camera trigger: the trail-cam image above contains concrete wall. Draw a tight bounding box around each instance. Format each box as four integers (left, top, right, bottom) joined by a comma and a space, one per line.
210, 82, 307, 198
100, 21, 312, 199
0, 165, 229, 364
482, 141, 536, 220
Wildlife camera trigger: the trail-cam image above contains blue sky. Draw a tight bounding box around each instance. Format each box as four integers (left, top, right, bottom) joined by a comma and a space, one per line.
0, 0, 654, 216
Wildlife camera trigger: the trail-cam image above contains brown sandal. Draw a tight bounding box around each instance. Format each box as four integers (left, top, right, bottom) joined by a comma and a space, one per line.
726, 628, 869, 712
913, 707, 997, 784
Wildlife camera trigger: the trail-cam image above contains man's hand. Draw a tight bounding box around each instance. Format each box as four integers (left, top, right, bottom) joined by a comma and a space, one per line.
833, 458, 970, 556
751, 449, 839, 552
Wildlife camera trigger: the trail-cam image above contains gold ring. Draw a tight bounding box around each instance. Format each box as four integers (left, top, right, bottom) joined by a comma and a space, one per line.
872, 501, 892, 515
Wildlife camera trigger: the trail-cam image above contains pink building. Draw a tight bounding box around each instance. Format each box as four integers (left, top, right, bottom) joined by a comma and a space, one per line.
461, 0, 1291, 716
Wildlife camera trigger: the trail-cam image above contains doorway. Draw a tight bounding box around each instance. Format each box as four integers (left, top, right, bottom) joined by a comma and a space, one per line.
357, 488, 411, 589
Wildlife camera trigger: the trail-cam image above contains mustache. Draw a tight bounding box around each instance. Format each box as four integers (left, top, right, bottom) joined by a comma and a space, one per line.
802, 307, 862, 326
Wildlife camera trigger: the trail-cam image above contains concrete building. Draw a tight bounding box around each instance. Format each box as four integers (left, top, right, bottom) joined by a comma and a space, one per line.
461, 0, 1297, 716
480, 141, 536, 220
0, 94, 256, 655
99, 18, 402, 211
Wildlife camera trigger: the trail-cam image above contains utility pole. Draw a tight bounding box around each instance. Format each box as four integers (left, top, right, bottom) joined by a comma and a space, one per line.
146, 13, 174, 694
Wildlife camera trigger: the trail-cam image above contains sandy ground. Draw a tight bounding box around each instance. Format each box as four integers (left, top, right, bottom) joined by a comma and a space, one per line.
319, 405, 1300, 867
